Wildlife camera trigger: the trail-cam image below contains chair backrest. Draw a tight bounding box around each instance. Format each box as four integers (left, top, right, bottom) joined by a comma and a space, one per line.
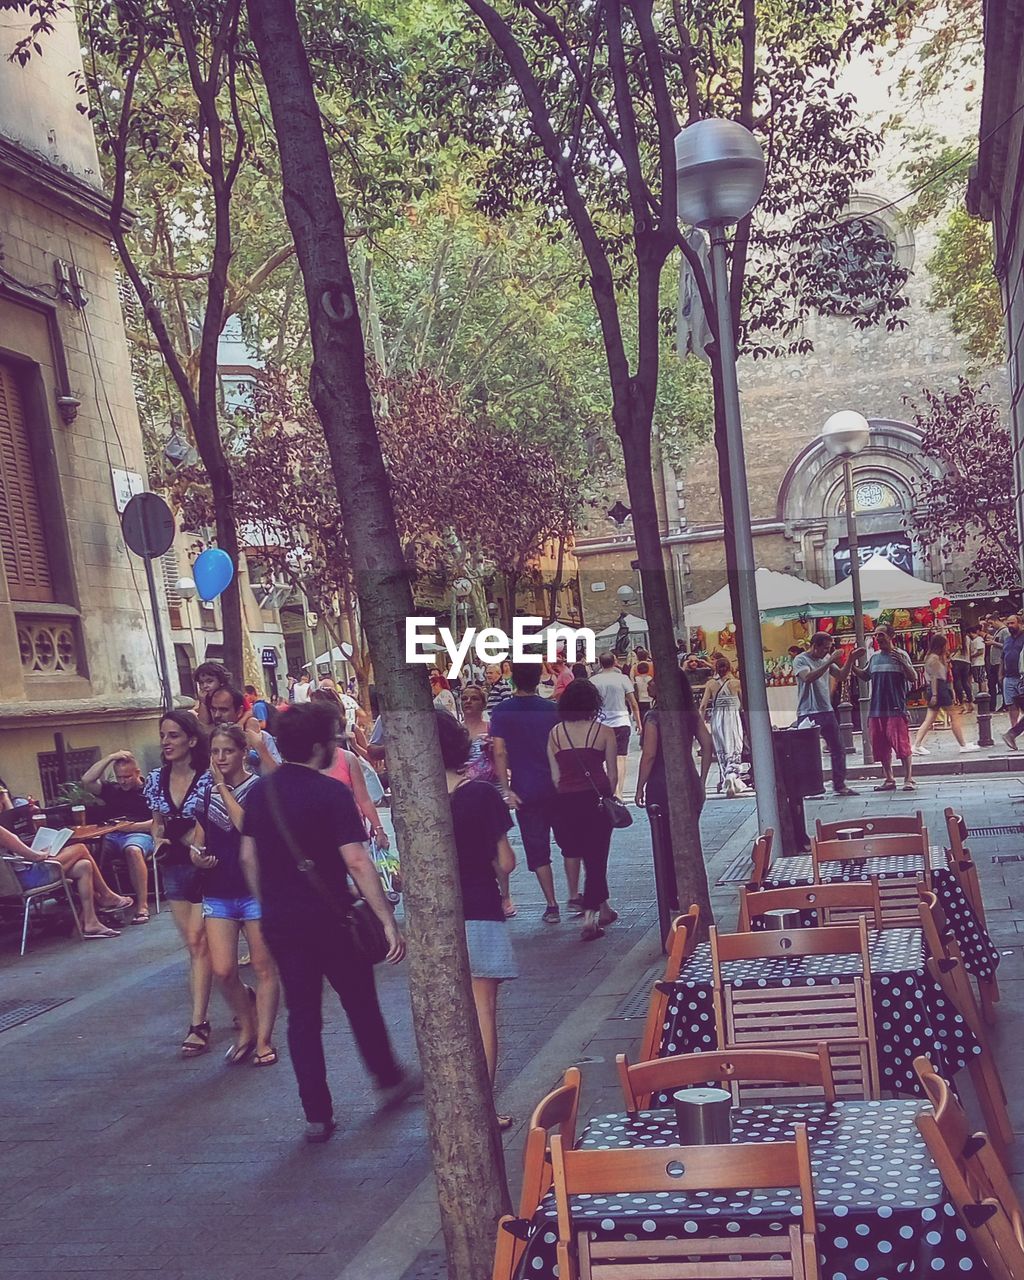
816, 812, 925, 840
747, 828, 774, 889
813, 833, 928, 863
711, 919, 869, 964
0, 856, 28, 899
550, 1128, 819, 1280
663, 903, 701, 983
616, 1045, 837, 1111
737, 880, 883, 931
914, 1057, 1024, 1280
493, 1067, 582, 1280
636, 905, 701, 1062
711, 917, 879, 1099
943, 807, 991, 930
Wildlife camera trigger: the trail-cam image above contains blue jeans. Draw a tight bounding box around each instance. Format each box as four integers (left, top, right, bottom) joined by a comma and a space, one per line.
804, 711, 846, 792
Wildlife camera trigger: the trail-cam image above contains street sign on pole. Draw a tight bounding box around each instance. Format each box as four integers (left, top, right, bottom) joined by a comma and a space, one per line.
121, 492, 176, 712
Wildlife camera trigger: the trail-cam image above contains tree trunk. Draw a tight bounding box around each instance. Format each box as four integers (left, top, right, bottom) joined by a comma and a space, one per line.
246, 4, 512, 1276
614, 386, 711, 923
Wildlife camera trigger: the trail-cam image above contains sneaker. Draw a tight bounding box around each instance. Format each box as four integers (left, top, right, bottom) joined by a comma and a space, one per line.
542, 906, 561, 924
565, 897, 586, 915
1002, 731, 1018, 752
376, 1070, 423, 1109
960, 743, 980, 753
912, 745, 929, 756
304, 1119, 336, 1144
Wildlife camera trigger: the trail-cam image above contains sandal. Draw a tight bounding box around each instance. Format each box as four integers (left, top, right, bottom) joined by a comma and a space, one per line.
130, 909, 150, 925
100, 894, 134, 912
902, 783, 917, 791
181, 1021, 211, 1058
873, 782, 897, 792
253, 1048, 278, 1068
225, 1039, 256, 1066
502, 898, 518, 919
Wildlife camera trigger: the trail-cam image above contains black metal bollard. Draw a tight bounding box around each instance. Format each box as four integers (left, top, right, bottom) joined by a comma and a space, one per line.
838, 699, 855, 754
976, 690, 994, 748
646, 803, 679, 951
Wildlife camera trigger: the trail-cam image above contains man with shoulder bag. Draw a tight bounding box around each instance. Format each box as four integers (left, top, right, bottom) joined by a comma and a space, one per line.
240, 702, 416, 1143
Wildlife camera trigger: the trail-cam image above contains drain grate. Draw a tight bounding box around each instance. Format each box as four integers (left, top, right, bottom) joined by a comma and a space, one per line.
400, 1250, 448, 1280
610, 963, 663, 1020
992, 854, 1024, 865
969, 825, 1024, 838
0, 997, 70, 1033
716, 850, 753, 885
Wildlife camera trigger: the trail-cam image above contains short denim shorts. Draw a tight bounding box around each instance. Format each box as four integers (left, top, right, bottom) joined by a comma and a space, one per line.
104, 831, 155, 857
161, 862, 204, 905
202, 895, 261, 922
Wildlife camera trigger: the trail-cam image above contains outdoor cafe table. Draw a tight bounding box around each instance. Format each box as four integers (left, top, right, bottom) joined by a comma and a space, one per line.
657, 929, 979, 1096
762, 848, 1000, 981
514, 1100, 985, 1280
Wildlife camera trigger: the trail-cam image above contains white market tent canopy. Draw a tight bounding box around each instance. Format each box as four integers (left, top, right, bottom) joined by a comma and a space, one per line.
818, 553, 944, 611
595, 612, 649, 640
303, 643, 354, 668
684, 569, 831, 632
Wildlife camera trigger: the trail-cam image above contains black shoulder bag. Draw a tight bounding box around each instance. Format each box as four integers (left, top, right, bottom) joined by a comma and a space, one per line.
564, 723, 633, 829
263, 773, 390, 965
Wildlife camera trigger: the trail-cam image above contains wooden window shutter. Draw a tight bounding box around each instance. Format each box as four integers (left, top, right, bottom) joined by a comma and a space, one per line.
0, 361, 55, 602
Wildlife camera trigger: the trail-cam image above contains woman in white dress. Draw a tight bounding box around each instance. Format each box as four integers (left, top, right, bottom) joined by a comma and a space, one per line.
699, 657, 750, 796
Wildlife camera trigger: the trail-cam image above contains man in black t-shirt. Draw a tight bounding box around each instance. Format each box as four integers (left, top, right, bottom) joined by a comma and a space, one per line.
240, 702, 413, 1143
81, 751, 154, 925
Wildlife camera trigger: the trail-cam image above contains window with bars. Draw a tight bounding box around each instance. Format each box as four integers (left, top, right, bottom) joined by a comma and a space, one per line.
0, 360, 54, 603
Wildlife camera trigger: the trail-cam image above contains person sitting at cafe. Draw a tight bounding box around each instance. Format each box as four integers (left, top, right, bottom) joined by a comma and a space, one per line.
1, 823, 132, 938
80, 751, 154, 925
207, 685, 281, 775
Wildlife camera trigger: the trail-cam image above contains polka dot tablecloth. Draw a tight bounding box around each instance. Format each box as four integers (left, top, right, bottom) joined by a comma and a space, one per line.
763, 851, 1000, 981
515, 1101, 986, 1280
658, 928, 980, 1096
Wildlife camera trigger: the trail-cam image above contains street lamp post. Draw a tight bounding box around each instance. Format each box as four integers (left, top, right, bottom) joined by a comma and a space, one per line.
822, 411, 873, 766
675, 119, 781, 840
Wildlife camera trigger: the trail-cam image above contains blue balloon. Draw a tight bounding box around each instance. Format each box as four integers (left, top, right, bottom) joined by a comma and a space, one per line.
193, 548, 235, 602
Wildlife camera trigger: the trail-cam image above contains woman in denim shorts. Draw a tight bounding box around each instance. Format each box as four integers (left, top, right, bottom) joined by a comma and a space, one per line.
144, 711, 210, 1057
191, 724, 279, 1067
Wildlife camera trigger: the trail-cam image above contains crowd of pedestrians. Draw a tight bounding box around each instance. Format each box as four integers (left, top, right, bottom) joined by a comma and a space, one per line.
6, 614, 1021, 1141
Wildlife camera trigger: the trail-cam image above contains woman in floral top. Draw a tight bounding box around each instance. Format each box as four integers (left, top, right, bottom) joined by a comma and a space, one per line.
144, 710, 211, 1058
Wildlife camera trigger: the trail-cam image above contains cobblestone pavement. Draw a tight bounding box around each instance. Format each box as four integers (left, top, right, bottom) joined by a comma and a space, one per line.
1, 759, 1020, 1280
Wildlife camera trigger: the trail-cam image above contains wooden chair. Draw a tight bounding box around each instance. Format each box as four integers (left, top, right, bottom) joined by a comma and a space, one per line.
710, 918, 880, 1099
491, 1066, 582, 1280
0, 855, 82, 956
737, 879, 884, 931
816, 811, 925, 841
812, 833, 929, 926
917, 891, 1014, 1155
616, 1045, 837, 1112
550, 1126, 820, 1280
945, 807, 999, 1022
636, 904, 701, 1063
914, 1056, 1024, 1280
747, 828, 774, 889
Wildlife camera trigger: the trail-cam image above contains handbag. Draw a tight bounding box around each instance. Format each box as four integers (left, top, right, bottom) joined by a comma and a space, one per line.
564, 723, 633, 829
263, 774, 390, 965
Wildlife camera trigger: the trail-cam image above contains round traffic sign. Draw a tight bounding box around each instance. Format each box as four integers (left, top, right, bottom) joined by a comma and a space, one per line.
121, 491, 175, 559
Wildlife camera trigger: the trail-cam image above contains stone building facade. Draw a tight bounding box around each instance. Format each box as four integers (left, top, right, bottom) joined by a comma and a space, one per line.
0, 9, 166, 797
577, 33, 1009, 632
968, 0, 1024, 585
